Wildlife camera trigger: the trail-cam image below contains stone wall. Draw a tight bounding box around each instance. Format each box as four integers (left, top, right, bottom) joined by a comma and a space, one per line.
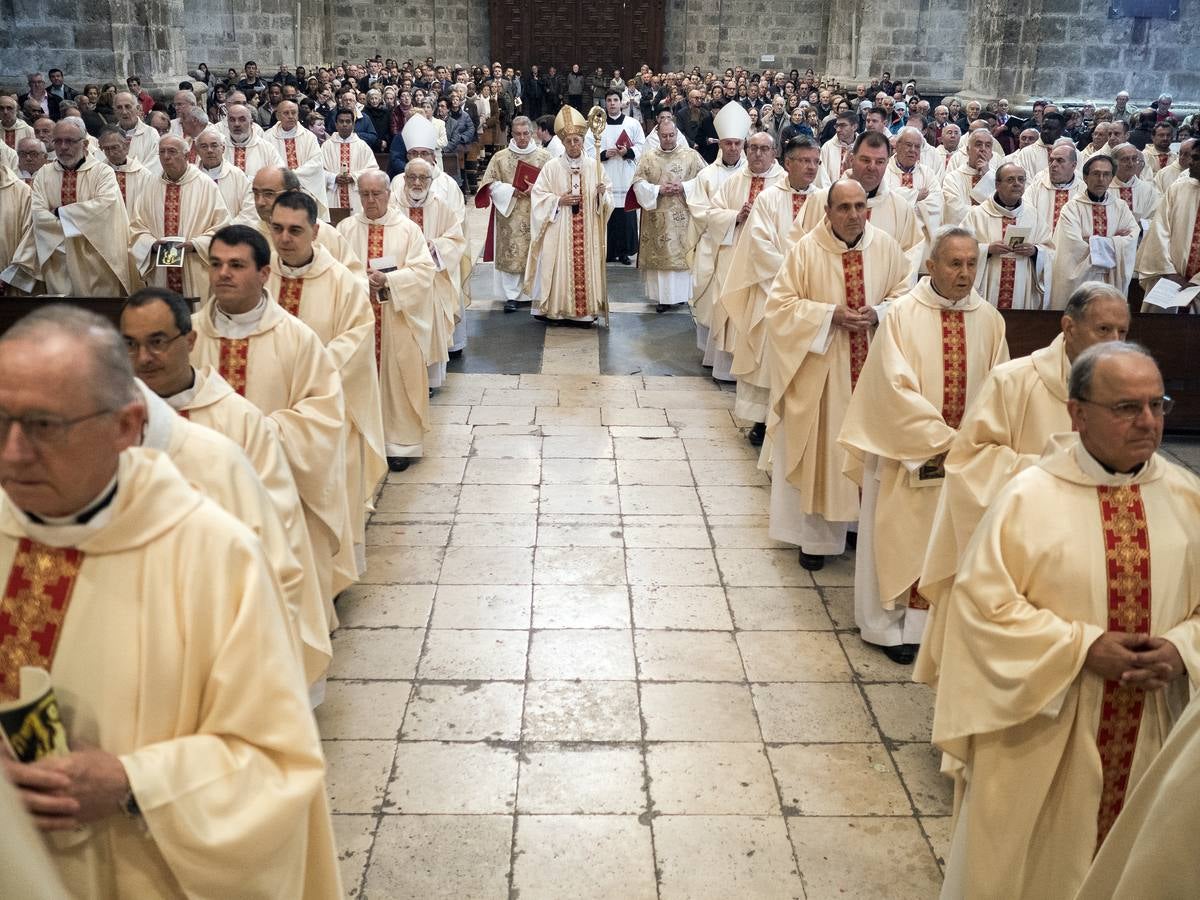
824, 0, 969, 86
663, 0, 829, 74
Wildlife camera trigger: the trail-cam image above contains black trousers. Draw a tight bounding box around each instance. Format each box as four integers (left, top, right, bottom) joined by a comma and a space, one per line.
606, 208, 639, 260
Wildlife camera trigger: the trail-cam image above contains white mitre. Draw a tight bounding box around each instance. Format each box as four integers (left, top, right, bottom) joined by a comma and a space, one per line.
713, 102, 751, 141
401, 115, 438, 152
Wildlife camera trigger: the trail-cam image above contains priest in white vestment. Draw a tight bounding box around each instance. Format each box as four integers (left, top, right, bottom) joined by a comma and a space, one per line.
1153, 138, 1194, 194
591, 90, 645, 264
224, 104, 284, 180
764, 181, 910, 571
0, 95, 34, 151
322, 109, 379, 215
98, 126, 153, 212
0, 165, 32, 296
631, 118, 705, 312
265, 101, 329, 221
1136, 152, 1200, 302
1111, 143, 1160, 237
839, 226, 1009, 663
0, 307, 342, 898
1049, 155, 1138, 308
128, 136, 230, 300
963, 161, 1052, 309
1141, 122, 1177, 181
683, 102, 748, 354
941, 129, 995, 226
884, 127, 943, 245
119, 287, 333, 689
193, 127, 257, 223
841, 130, 924, 271
191, 225, 357, 609
719, 135, 823, 437
1009, 112, 1067, 179
524, 105, 614, 323
816, 112, 857, 189
476, 115, 552, 311
916, 283, 1130, 685
934, 343, 1200, 900
113, 91, 161, 173
1024, 141, 1084, 234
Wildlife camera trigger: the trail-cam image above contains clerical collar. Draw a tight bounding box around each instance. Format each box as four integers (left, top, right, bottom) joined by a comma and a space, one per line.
204, 164, 223, 178
213, 292, 268, 337
1079, 442, 1145, 478
606, 115, 623, 125
278, 252, 316, 276
25, 474, 119, 526
277, 126, 298, 138
1052, 178, 1074, 190
993, 193, 1021, 211
896, 162, 916, 174
833, 229, 863, 249
928, 280, 969, 307
230, 134, 250, 147
865, 185, 878, 200
165, 369, 199, 411
1086, 191, 1106, 203
60, 157, 85, 172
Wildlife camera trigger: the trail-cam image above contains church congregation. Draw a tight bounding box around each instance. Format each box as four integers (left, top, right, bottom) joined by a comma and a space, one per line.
2, 46, 1200, 899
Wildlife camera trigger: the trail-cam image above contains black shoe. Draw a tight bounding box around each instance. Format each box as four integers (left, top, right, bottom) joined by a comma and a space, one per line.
845, 531, 858, 551
387, 457, 411, 472
606, 256, 618, 263
799, 551, 825, 571
504, 299, 518, 313
656, 304, 668, 314
618, 255, 632, 265
533, 314, 550, 323
449, 348, 463, 358
748, 422, 766, 446
868, 642, 916, 665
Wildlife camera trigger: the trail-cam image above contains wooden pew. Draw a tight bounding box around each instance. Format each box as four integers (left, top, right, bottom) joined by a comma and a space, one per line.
1000, 309, 1200, 435
0, 297, 199, 335
328, 207, 352, 226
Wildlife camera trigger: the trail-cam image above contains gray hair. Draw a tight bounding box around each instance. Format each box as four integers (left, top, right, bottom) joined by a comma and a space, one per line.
1064, 281, 1127, 322
174, 90, 197, 106
196, 127, 225, 146
1068, 341, 1156, 401
897, 126, 924, 142
357, 169, 389, 191
54, 117, 88, 141
182, 106, 209, 126
928, 224, 976, 259
1, 305, 139, 408
511, 115, 532, 131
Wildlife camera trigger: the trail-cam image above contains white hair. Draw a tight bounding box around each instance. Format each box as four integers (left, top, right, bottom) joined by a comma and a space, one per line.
55, 117, 88, 140
929, 224, 976, 259
897, 126, 924, 142
196, 127, 225, 145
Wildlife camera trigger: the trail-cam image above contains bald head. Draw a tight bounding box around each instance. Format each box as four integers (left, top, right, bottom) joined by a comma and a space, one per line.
276, 100, 300, 131
226, 104, 253, 141
826, 179, 868, 244
251, 166, 300, 221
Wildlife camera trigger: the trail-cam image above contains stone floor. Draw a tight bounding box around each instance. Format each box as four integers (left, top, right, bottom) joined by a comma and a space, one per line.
315, 206, 1200, 898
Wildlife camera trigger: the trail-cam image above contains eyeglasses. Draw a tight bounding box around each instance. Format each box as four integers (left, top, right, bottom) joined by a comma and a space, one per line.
0, 408, 116, 447
404, 175, 432, 184
252, 188, 282, 199
1079, 396, 1174, 421
123, 331, 187, 355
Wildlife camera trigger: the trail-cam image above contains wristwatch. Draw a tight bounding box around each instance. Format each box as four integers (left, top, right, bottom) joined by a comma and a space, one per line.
121, 789, 141, 819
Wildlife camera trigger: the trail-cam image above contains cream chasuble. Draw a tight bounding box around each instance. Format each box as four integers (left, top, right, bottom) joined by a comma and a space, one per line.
0, 775, 66, 897
720, 182, 823, 419
858, 178, 925, 265
321, 132, 378, 212
477, 144, 552, 275
683, 156, 746, 337
1136, 175, 1200, 297
224, 131, 284, 180
631, 144, 706, 271
0, 449, 342, 899
941, 164, 992, 227
763, 221, 911, 535
191, 296, 356, 604
817, 137, 854, 189
109, 158, 154, 213
1, 119, 34, 152
0, 138, 16, 173
884, 157, 944, 245
915, 334, 1072, 686
122, 120, 160, 173
839, 279, 1008, 620
392, 192, 468, 366
337, 209, 439, 455
252, 216, 367, 287
1154, 160, 1186, 194
168, 365, 332, 684
933, 434, 1200, 900
524, 154, 613, 320
265, 123, 328, 220
1011, 140, 1055, 178
129, 166, 230, 299
205, 160, 257, 224
1024, 169, 1082, 237
0, 167, 33, 295
29, 156, 132, 295
268, 245, 388, 559
1112, 175, 1160, 231
963, 196, 1052, 310
1141, 145, 1176, 180
1048, 192, 1138, 309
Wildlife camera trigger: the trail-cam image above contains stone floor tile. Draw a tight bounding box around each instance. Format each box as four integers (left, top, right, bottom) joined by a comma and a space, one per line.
698, 484, 772, 516
449, 514, 538, 547
512, 815, 658, 900
737, 631, 853, 682
374, 483, 461, 515
609, 425, 678, 439
481, 387, 557, 407
647, 742, 781, 814
447, 373, 521, 389
864, 683, 935, 742
457, 482, 539, 515
528, 629, 637, 679
615, 458, 694, 485
429, 386, 484, 406
654, 815, 805, 899
690, 459, 770, 485
539, 482, 621, 514
400, 681, 525, 742
621, 516, 711, 548
420, 433, 474, 458
384, 456, 467, 484
839, 632, 918, 681
619, 483, 702, 515
665, 407, 737, 427
602, 406, 668, 426
523, 680, 642, 741
725, 587, 832, 631
921, 816, 954, 870
643, 375, 720, 392
539, 457, 617, 484
716, 548, 812, 587
534, 546, 627, 584
315, 680, 411, 740
517, 744, 646, 813
417, 629, 529, 680
769, 743, 910, 815
640, 682, 761, 741
634, 630, 746, 681
322, 739, 395, 813
786, 816, 943, 900
361, 545, 445, 584
558, 388, 639, 408
637, 390, 736, 409
330, 814, 374, 896
437, 546, 534, 584
542, 432, 614, 458
426, 404, 470, 424
462, 456, 542, 485
328, 628, 425, 680
365, 814, 512, 898
388, 741, 518, 813
810, 552, 857, 586
520, 373, 643, 391
535, 405, 602, 426
823, 586, 856, 629
625, 547, 721, 586
631, 585, 732, 629
366, 521, 452, 547
536, 514, 624, 547
430, 584, 532, 629
471, 433, 542, 458
683, 437, 760, 461
893, 742, 955, 816
532, 584, 631, 628
752, 683, 877, 742
467, 405, 536, 425
334, 584, 435, 629
612, 435, 686, 460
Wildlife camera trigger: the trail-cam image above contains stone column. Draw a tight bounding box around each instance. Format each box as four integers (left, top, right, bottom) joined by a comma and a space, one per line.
108, 0, 189, 86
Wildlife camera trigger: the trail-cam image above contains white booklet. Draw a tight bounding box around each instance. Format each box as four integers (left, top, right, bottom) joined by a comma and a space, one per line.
1089, 235, 1117, 269
1142, 279, 1200, 311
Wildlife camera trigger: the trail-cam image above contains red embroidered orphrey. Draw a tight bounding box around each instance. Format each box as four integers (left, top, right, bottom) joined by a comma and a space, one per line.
1118, 186, 1133, 212
1091, 202, 1109, 237
115, 170, 127, 202
163, 180, 184, 293
407, 206, 424, 229
0, 540, 85, 701
746, 176, 765, 207
59, 169, 78, 206
996, 216, 1018, 310
2, 129, 14, 148
842, 250, 869, 390
338, 143, 352, 208
791, 193, 807, 217
900, 170, 914, 189
233, 146, 246, 170
218, 337, 250, 395
940, 309, 968, 429
366, 224, 385, 372
1052, 189, 1070, 229
970, 172, 981, 206
277, 275, 304, 317
1184, 206, 1200, 282
570, 200, 588, 318
1093, 484, 1152, 852
283, 137, 299, 169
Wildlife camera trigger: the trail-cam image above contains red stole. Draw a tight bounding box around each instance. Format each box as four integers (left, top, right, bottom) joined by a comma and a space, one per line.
997, 216, 1018, 310
1052, 189, 1070, 229
338, 143, 352, 208
283, 137, 298, 168
841, 250, 869, 390
407, 206, 424, 229
277, 276, 304, 316
218, 338, 250, 395
366, 224, 385, 372
233, 146, 246, 170
791, 193, 807, 218
163, 180, 184, 293
970, 172, 982, 207
1091, 202, 1109, 237
59, 169, 78, 206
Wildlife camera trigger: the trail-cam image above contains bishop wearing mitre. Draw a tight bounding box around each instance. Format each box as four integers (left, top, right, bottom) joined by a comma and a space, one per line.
631, 116, 705, 313
476, 114, 552, 311
337, 170, 439, 468
719, 135, 823, 440
267, 190, 387, 577
322, 108, 379, 215
191, 224, 357, 610
763, 181, 910, 572
129, 136, 230, 300
933, 342, 1200, 900
839, 226, 1008, 664
524, 105, 614, 324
